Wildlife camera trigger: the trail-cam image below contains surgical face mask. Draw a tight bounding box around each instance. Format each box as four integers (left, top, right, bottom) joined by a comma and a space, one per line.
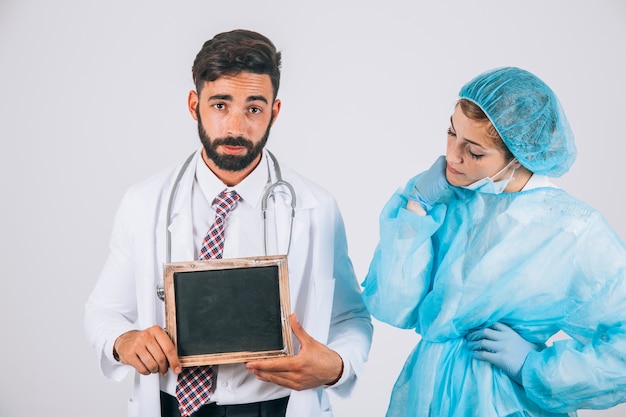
463, 158, 517, 195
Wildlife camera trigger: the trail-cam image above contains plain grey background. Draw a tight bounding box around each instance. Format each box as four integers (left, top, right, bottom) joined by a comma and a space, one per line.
1, 0, 625, 416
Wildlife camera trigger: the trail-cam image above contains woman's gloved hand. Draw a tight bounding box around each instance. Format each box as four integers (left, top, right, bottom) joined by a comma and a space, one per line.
406, 156, 452, 211
465, 322, 541, 385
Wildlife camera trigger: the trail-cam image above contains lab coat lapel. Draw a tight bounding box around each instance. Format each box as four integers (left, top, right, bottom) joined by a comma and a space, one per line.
277, 185, 328, 343
272, 190, 298, 256
157, 153, 198, 266
285, 205, 310, 327
168, 206, 194, 262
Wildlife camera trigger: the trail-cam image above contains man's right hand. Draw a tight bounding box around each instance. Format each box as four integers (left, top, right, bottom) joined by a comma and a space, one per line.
114, 325, 182, 376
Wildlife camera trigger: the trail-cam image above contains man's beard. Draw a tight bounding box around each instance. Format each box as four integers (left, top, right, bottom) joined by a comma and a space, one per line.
197, 112, 271, 172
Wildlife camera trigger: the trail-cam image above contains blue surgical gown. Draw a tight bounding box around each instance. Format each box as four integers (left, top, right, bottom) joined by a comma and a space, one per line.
362, 178, 626, 417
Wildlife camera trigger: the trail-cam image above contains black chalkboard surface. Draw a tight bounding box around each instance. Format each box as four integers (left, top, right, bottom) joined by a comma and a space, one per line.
163, 255, 293, 366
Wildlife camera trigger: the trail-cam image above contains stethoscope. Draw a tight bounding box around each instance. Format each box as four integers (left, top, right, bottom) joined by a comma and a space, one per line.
157, 150, 296, 301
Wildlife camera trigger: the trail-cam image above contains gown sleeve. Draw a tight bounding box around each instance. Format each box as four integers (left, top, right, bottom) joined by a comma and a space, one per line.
521, 212, 626, 412
361, 173, 446, 331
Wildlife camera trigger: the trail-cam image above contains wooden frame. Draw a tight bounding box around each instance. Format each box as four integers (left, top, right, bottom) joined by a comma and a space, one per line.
163, 255, 293, 367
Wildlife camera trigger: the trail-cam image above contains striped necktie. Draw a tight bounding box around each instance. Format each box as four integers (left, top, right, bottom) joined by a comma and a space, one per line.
176, 190, 240, 417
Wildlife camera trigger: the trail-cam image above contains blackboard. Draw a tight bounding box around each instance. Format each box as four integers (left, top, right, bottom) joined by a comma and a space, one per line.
163, 255, 293, 366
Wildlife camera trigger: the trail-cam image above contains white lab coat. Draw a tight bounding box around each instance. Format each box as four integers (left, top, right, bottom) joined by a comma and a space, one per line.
84, 149, 373, 417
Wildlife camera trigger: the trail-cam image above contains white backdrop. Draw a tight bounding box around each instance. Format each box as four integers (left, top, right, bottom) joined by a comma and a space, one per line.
1, 1, 625, 416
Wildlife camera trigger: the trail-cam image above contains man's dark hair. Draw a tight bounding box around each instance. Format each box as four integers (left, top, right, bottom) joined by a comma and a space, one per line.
192, 29, 282, 99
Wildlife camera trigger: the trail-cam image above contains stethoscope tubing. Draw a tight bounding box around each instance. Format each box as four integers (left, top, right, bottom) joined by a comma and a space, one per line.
262, 151, 296, 256
158, 150, 296, 301
165, 152, 196, 264
164, 149, 296, 264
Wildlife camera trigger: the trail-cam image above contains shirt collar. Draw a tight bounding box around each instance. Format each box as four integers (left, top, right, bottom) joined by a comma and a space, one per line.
522, 174, 556, 191
194, 149, 270, 208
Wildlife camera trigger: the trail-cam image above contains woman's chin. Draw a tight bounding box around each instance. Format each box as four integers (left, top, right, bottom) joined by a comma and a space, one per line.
446, 176, 468, 188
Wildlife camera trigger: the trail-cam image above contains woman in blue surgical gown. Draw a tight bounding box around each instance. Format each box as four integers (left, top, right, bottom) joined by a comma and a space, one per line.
362, 67, 626, 417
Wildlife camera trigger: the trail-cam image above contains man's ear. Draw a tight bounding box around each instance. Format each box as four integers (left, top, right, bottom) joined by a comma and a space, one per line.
188, 90, 199, 120
270, 98, 281, 126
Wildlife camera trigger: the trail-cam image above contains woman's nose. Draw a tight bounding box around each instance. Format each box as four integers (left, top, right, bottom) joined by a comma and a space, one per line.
446, 140, 462, 164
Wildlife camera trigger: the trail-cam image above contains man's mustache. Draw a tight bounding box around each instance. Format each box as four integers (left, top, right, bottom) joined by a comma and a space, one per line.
212, 137, 253, 148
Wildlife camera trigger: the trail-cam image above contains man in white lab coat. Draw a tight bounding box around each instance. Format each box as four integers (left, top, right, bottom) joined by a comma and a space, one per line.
84, 29, 372, 417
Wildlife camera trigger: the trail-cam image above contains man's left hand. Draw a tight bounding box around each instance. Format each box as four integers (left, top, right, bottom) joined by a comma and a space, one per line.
245, 314, 343, 390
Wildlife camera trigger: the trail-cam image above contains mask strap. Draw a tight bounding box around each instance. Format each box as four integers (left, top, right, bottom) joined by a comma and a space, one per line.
490, 158, 517, 182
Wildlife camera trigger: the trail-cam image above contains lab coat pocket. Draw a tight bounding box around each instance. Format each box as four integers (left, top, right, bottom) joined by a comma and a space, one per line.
127, 397, 139, 417
320, 390, 333, 416
306, 278, 335, 343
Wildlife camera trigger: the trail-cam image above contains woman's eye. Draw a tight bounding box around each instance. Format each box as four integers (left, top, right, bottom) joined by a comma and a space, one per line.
447, 128, 456, 136
467, 148, 483, 159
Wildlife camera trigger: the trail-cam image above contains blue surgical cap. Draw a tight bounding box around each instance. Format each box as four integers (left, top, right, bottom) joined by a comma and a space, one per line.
458, 67, 576, 177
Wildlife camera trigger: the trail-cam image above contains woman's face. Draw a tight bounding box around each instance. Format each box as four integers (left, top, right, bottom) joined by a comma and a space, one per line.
445, 105, 514, 187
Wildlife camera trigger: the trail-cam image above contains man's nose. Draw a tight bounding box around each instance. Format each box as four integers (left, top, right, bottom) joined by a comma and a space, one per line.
225, 111, 246, 136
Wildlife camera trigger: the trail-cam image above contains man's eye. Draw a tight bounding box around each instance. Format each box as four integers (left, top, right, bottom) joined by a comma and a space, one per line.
213, 103, 225, 110
249, 107, 262, 114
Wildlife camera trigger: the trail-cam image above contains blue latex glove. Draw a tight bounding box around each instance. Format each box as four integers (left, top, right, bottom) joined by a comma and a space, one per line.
406, 156, 451, 211
465, 322, 540, 385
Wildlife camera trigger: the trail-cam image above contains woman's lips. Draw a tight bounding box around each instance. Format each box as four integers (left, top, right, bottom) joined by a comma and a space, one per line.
447, 164, 462, 175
